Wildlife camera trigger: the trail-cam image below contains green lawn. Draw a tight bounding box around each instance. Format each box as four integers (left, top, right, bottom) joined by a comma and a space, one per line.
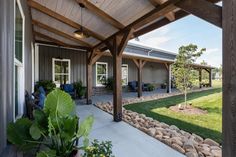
125, 86, 222, 143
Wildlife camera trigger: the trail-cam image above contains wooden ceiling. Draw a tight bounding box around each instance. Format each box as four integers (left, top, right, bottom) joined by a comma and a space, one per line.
28, 0, 221, 50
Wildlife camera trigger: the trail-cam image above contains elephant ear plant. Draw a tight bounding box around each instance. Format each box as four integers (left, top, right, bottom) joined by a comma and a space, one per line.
7, 89, 94, 157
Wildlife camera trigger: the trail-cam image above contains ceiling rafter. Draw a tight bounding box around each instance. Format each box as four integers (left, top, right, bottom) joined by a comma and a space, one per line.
148, 0, 176, 21
93, 0, 180, 50
34, 31, 87, 49
27, 0, 105, 41
76, 0, 125, 30
134, 0, 222, 37
32, 20, 92, 47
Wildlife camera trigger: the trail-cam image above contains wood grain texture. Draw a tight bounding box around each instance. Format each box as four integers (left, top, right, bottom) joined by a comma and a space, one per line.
32, 20, 92, 47
86, 51, 93, 104
222, 0, 236, 156
176, 0, 222, 28
76, 0, 124, 29
28, 0, 105, 41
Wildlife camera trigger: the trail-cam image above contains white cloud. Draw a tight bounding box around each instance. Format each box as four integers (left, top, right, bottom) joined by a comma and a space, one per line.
205, 48, 219, 54
142, 36, 172, 47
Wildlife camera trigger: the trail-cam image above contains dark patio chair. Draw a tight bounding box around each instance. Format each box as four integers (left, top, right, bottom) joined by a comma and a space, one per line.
60, 84, 76, 98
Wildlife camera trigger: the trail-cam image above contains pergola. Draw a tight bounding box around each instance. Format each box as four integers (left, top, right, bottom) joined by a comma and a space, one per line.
26, 0, 235, 156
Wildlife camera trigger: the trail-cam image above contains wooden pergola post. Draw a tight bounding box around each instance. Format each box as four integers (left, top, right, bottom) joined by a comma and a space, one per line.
167, 64, 172, 93
86, 49, 105, 104
86, 51, 93, 104
222, 0, 236, 156
199, 69, 202, 88
132, 59, 146, 98
209, 69, 212, 87
105, 28, 134, 122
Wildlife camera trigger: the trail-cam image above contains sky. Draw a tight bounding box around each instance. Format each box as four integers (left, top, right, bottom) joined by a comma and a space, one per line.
129, 14, 222, 68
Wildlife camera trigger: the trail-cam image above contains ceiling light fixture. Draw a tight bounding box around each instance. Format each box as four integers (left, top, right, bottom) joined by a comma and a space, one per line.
74, 3, 90, 39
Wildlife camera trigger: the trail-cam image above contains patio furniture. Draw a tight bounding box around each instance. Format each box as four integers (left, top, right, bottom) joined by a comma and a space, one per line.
128, 81, 150, 92
60, 84, 76, 98
25, 91, 41, 119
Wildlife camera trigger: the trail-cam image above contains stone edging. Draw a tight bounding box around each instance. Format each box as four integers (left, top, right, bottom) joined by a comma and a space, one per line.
95, 102, 222, 157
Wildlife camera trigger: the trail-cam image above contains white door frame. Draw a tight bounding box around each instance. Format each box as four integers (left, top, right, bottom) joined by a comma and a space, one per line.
13, 0, 25, 121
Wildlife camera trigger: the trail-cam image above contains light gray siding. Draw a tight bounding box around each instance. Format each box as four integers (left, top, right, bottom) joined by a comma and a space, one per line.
95, 56, 168, 87
38, 47, 168, 88
0, 0, 34, 154
39, 45, 87, 86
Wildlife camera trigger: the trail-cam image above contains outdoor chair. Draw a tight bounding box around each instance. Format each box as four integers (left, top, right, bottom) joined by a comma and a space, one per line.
60, 84, 76, 98
25, 91, 42, 119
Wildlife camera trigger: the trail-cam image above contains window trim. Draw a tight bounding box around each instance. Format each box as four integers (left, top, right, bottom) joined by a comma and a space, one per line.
122, 64, 129, 86
96, 62, 108, 87
13, 0, 25, 121
52, 58, 71, 87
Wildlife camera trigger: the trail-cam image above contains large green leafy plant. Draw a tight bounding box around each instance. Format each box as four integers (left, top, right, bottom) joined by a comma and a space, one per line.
7, 89, 94, 157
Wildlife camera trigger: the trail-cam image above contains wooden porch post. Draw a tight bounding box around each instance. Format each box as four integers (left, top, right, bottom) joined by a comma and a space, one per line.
105, 28, 134, 122
165, 63, 171, 93
199, 69, 202, 88
138, 60, 143, 97
86, 52, 93, 104
222, 0, 236, 156
209, 69, 212, 87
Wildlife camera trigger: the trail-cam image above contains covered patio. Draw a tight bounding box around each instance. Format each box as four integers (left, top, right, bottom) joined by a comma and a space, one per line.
0, 0, 235, 156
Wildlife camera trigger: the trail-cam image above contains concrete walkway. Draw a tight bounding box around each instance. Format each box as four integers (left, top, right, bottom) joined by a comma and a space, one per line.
76, 104, 185, 157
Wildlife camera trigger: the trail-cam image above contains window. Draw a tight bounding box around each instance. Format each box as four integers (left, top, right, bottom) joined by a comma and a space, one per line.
122, 64, 128, 85
15, 2, 23, 63
52, 58, 71, 87
96, 62, 108, 86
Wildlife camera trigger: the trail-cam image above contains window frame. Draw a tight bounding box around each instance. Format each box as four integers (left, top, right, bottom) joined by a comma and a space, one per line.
52, 58, 71, 87
96, 62, 108, 87
122, 64, 129, 86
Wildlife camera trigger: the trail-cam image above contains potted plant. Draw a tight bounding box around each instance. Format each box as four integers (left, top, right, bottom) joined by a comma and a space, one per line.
74, 81, 86, 99
7, 89, 94, 157
147, 84, 155, 91
35, 80, 56, 94
161, 82, 167, 89
103, 77, 113, 91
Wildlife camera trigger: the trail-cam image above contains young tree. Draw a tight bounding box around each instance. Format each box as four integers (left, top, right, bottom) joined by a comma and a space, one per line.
172, 44, 205, 107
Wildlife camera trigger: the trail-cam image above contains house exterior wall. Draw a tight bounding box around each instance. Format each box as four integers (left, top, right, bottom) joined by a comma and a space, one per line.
38, 45, 87, 86
38, 45, 168, 90
0, 0, 33, 155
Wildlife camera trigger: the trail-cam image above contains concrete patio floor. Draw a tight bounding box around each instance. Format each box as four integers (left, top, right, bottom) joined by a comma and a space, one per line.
77, 104, 185, 157
91, 88, 178, 104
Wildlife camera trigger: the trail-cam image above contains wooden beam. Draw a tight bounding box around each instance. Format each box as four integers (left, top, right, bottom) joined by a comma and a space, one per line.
32, 20, 92, 47
27, 0, 105, 41
148, 0, 176, 21
222, 0, 236, 156
34, 31, 86, 49
175, 0, 222, 28
134, 10, 188, 37
76, 0, 124, 30
34, 31, 67, 47
199, 69, 202, 88
110, 37, 123, 122
94, 0, 180, 50
167, 64, 172, 93
137, 60, 143, 98
91, 51, 105, 65
164, 63, 169, 70
132, 59, 139, 67
118, 28, 134, 56
86, 51, 93, 104
134, 0, 221, 37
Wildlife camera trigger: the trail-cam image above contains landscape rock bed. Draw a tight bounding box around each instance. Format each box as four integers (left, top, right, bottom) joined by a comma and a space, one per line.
121, 88, 214, 106
96, 102, 222, 157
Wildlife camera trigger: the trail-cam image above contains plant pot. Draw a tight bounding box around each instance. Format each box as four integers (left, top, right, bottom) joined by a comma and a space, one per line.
69, 150, 80, 157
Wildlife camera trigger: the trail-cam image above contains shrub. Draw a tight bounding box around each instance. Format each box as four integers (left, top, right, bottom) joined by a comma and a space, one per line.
83, 139, 115, 157
103, 77, 114, 90
147, 84, 155, 91
74, 81, 86, 98
35, 80, 56, 93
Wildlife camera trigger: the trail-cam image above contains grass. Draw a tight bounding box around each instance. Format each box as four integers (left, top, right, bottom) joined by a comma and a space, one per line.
125, 80, 222, 143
